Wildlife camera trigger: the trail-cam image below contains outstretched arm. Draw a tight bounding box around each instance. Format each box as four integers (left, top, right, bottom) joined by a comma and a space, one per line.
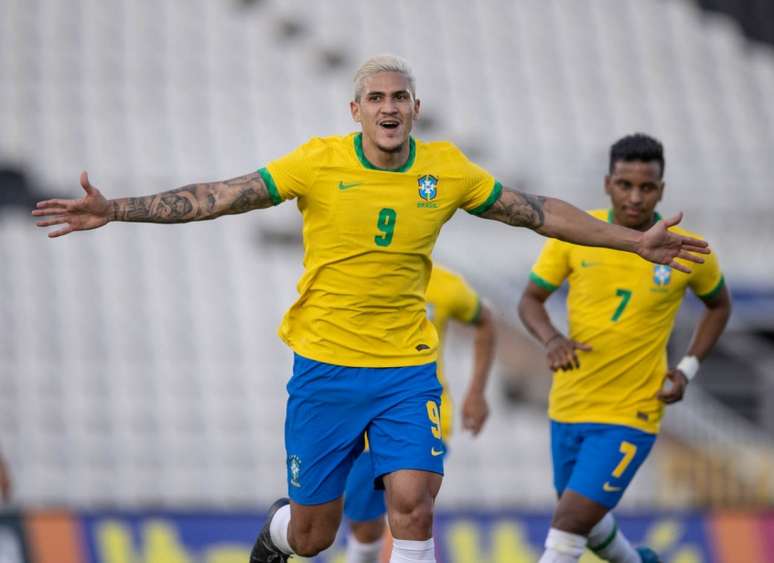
460, 304, 496, 436
480, 186, 710, 273
33, 170, 275, 237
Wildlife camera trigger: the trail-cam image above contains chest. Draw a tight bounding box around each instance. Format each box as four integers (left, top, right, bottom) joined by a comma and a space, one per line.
307, 168, 461, 251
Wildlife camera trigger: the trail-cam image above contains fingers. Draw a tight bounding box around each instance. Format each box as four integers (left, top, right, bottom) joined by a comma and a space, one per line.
575, 342, 592, 352
669, 260, 692, 274
677, 250, 706, 264
663, 212, 683, 228
35, 216, 69, 228
48, 225, 75, 238
80, 171, 95, 195
34, 199, 72, 210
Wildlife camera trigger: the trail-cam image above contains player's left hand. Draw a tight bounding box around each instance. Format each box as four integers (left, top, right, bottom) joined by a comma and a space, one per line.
637, 212, 710, 274
461, 391, 489, 436
657, 368, 689, 404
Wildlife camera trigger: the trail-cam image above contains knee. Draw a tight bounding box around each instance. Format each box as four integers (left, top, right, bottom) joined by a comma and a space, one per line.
389, 494, 434, 535
289, 523, 338, 557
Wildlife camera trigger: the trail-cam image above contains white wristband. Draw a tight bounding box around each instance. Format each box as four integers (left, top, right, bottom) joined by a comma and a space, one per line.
676, 356, 700, 381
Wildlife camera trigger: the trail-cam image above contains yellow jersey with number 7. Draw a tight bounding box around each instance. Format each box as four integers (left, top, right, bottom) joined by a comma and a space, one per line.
530, 209, 724, 433
260, 133, 500, 368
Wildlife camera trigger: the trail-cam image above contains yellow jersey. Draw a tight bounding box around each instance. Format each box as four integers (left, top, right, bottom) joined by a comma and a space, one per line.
260, 132, 500, 367
530, 209, 724, 433
426, 265, 482, 440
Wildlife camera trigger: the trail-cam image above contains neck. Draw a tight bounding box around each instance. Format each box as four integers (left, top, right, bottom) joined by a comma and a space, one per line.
361, 134, 411, 170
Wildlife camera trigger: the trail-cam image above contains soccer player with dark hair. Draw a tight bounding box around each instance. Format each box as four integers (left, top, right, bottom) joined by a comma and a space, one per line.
518, 133, 731, 563
34, 57, 710, 563
343, 264, 496, 563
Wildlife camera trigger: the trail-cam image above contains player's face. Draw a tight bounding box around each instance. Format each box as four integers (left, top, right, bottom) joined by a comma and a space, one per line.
605, 160, 664, 230
350, 71, 420, 154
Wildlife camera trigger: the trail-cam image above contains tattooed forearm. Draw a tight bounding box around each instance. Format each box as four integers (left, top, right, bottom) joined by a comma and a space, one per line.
110, 171, 274, 224
481, 187, 546, 229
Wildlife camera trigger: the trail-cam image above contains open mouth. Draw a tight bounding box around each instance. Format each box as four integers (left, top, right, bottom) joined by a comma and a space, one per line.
380, 120, 400, 130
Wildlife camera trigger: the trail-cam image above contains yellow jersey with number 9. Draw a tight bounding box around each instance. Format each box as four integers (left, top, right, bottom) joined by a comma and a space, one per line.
260, 133, 500, 367
426, 265, 482, 440
530, 209, 724, 433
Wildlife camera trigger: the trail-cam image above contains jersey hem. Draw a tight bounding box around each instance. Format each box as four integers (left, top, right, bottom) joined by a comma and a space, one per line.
285, 343, 438, 368
257, 167, 283, 205
466, 180, 502, 216
548, 414, 659, 435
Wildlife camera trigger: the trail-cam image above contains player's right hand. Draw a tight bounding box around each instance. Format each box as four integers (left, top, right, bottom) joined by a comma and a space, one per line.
32, 171, 112, 238
545, 334, 591, 372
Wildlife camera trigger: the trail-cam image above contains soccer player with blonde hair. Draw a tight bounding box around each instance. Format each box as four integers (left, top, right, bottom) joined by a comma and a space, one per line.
34, 57, 710, 563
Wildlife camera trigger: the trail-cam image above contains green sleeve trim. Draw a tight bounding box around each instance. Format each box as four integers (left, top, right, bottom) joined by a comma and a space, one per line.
529, 271, 559, 292
353, 133, 416, 172
257, 167, 283, 206
697, 275, 725, 302
468, 298, 482, 325
467, 180, 503, 216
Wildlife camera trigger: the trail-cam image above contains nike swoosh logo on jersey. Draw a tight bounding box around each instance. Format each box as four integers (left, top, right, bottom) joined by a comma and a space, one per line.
580, 260, 600, 268
431, 448, 444, 457
338, 181, 363, 190
603, 482, 622, 492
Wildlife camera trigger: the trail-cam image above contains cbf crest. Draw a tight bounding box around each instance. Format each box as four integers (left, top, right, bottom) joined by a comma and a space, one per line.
653, 264, 672, 286
418, 175, 439, 201
288, 455, 302, 488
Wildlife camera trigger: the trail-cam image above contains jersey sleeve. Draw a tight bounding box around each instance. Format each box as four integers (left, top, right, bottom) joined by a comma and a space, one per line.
258, 138, 326, 202
449, 147, 502, 215
447, 273, 482, 324
688, 248, 724, 300
529, 238, 571, 292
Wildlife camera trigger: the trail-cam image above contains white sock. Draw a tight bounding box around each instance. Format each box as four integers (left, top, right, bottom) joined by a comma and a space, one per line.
588, 513, 640, 563
389, 538, 435, 562
538, 528, 587, 563
346, 533, 384, 563
268, 504, 293, 555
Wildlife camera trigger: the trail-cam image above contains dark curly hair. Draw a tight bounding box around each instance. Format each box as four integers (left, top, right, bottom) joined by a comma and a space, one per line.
609, 133, 665, 178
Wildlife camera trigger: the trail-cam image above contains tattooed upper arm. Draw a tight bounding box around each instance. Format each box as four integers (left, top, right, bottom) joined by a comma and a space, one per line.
217, 171, 275, 215
479, 186, 546, 230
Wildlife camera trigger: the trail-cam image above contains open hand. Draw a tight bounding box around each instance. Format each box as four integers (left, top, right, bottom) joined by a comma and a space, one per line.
32, 171, 112, 237
546, 334, 592, 371
638, 212, 710, 273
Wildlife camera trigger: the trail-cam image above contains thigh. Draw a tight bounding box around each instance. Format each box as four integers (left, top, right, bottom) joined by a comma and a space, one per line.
550, 420, 584, 497
344, 449, 387, 522
367, 362, 444, 484
565, 424, 656, 509
285, 355, 368, 504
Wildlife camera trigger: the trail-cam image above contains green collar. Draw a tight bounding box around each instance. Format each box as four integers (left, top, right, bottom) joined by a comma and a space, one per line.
354, 133, 416, 172
607, 209, 662, 224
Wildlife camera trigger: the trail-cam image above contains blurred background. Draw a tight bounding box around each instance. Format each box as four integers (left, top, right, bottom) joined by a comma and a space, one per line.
1, 0, 773, 561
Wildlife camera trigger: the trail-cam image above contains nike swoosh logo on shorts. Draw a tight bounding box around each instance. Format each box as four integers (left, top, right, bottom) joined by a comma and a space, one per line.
431, 448, 444, 457
603, 482, 622, 492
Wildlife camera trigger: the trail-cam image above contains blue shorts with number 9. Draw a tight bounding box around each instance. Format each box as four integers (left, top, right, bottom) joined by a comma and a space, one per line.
551, 421, 656, 509
285, 354, 445, 505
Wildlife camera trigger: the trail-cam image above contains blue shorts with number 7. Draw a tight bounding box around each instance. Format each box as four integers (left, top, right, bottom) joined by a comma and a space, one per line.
551, 421, 656, 508
285, 354, 445, 506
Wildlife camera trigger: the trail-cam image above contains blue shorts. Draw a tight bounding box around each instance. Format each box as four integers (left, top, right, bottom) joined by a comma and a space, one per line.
285, 354, 445, 505
551, 421, 656, 509
343, 444, 448, 522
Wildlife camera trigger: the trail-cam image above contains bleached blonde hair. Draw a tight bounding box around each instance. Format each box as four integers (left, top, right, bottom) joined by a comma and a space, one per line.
353, 54, 416, 101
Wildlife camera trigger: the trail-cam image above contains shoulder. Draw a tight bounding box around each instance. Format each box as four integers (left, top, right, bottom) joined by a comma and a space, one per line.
416, 139, 471, 162
297, 134, 353, 157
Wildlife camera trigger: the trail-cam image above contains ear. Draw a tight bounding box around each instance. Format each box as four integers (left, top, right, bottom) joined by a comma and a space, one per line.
350, 100, 361, 123
657, 181, 665, 202
604, 175, 612, 196
413, 98, 421, 119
